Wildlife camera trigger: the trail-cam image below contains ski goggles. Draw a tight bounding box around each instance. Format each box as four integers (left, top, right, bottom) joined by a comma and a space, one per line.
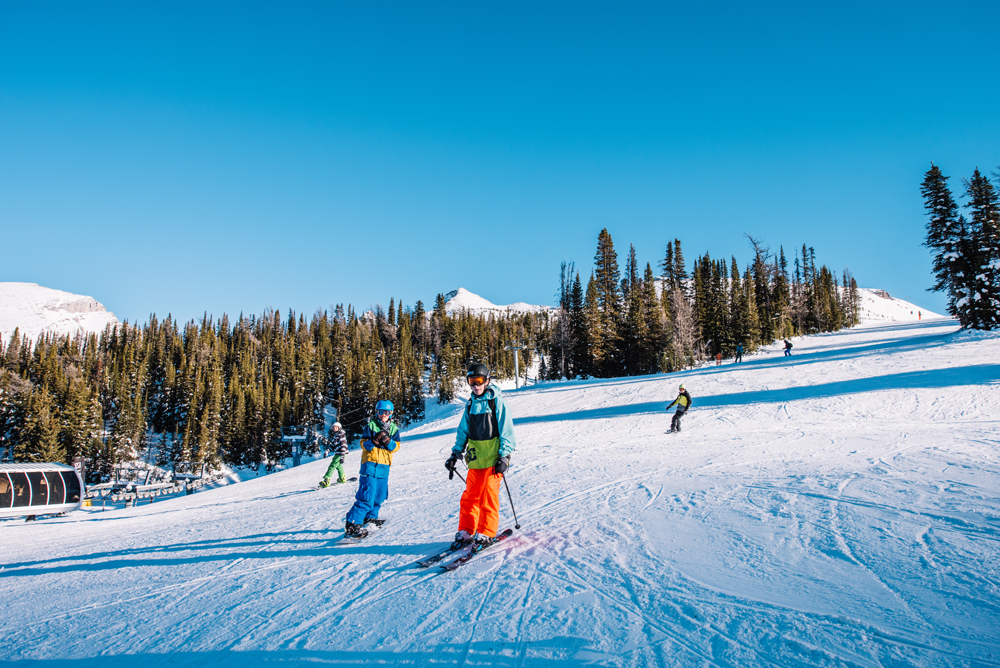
376, 409, 392, 417
467, 376, 488, 387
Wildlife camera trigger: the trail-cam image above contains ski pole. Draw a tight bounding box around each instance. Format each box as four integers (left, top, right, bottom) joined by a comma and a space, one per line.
501, 474, 521, 529
450, 467, 466, 484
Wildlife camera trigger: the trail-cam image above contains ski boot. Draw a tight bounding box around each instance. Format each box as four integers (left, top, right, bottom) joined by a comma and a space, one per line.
344, 521, 369, 539
449, 530, 474, 551
474, 533, 496, 548
363, 517, 387, 528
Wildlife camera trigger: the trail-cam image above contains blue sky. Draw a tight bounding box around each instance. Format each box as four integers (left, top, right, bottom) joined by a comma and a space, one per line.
2, 1, 998, 323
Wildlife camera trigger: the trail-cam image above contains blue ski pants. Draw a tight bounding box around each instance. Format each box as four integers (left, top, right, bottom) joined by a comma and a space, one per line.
345, 474, 388, 524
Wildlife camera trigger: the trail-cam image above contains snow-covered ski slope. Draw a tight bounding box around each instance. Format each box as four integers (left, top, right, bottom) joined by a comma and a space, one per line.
3, 318, 999, 667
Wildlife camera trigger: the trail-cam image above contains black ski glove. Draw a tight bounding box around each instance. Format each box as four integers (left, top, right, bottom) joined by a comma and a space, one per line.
371, 430, 391, 448
445, 452, 460, 472
494, 456, 510, 475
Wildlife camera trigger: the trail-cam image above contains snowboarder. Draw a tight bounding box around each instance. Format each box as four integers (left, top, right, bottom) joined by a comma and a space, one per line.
734, 343, 744, 364
344, 400, 401, 538
783, 339, 793, 356
666, 384, 692, 433
318, 422, 349, 487
444, 363, 517, 550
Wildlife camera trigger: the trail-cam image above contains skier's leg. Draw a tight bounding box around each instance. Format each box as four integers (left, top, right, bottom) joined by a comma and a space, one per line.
345, 476, 375, 525
458, 468, 488, 536
671, 412, 680, 431
367, 476, 389, 520
322, 457, 341, 482
475, 471, 503, 538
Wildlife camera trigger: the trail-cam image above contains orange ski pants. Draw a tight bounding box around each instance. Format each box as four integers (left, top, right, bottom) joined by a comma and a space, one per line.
458, 467, 503, 538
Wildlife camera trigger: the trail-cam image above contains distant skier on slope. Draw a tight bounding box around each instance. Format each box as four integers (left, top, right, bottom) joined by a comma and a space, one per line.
318, 422, 349, 487
344, 400, 401, 539
735, 343, 744, 364
666, 384, 692, 433
783, 339, 793, 356
445, 363, 517, 550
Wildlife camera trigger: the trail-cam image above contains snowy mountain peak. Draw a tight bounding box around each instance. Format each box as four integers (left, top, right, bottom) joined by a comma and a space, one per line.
0, 282, 119, 345
444, 287, 550, 315
857, 288, 941, 322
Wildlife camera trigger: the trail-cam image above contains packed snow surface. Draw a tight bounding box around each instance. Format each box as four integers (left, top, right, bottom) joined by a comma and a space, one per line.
445, 287, 550, 315
3, 319, 999, 667
856, 288, 940, 323
0, 282, 118, 345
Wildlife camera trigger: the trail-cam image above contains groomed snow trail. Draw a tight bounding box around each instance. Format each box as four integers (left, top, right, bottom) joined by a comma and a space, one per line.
3, 319, 999, 667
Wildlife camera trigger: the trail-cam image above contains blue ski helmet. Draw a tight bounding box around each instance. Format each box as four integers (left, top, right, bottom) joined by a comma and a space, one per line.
375, 399, 394, 413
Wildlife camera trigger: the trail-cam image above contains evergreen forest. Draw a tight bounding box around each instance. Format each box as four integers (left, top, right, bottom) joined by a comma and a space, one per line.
1, 231, 859, 478
921, 163, 1000, 330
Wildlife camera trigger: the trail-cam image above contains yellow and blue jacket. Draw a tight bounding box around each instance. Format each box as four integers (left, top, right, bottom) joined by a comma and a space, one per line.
453, 384, 517, 470
359, 419, 401, 479
667, 390, 692, 412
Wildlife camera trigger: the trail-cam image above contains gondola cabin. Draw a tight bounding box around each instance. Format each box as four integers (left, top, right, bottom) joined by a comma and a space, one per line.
0, 463, 84, 519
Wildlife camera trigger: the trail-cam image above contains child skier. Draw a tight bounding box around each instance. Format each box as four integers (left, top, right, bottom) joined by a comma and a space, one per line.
783, 339, 793, 356
344, 400, 401, 539
444, 363, 517, 549
666, 384, 692, 433
318, 421, 349, 487
735, 343, 744, 363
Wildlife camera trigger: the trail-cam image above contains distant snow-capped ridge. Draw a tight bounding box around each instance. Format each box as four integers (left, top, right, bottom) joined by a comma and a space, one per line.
857, 288, 942, 322
0, 282, 119, 346
444, 288, 551, 316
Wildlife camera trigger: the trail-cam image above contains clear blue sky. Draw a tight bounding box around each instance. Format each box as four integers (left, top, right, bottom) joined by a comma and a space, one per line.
3, 1, 998, 323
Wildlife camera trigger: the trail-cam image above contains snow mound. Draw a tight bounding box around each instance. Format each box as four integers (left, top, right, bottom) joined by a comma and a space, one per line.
444, 287, 550, 315
856, 287, 941, 322
0, 282, 118, 346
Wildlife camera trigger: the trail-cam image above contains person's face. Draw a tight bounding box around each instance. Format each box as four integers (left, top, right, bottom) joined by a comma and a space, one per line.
468, 375, 488, 396
376, 410, 391, 423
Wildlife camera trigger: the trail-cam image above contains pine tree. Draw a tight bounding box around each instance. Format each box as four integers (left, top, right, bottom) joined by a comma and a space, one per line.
621, 245, 648, 375
569, 273, 590, 379
592, 230, 622, 377
963, 168, 1000, 329
20, 389, 64, 463
921, 163, 971, 322
641, 263, 666, 374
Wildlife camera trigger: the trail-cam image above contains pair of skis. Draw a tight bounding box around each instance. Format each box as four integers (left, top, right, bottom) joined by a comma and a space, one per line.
415, 528, 515, 571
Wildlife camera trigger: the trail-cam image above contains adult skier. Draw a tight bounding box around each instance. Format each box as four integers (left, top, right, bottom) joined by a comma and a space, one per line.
666, 384, 692, 433
444, 363, 517, 550
734, 343, 744, 364
318, 421, 349, 487
783, 339, 793, 356
344, 400, 401, 539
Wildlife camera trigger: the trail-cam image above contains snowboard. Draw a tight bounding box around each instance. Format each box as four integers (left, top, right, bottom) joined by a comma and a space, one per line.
315, 477, 357, 490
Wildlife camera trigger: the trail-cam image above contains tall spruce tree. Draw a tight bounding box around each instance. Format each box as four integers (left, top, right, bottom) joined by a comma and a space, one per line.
963, 168, 1000, 329
921, 164, 971, 322
592, 230, 623, 377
